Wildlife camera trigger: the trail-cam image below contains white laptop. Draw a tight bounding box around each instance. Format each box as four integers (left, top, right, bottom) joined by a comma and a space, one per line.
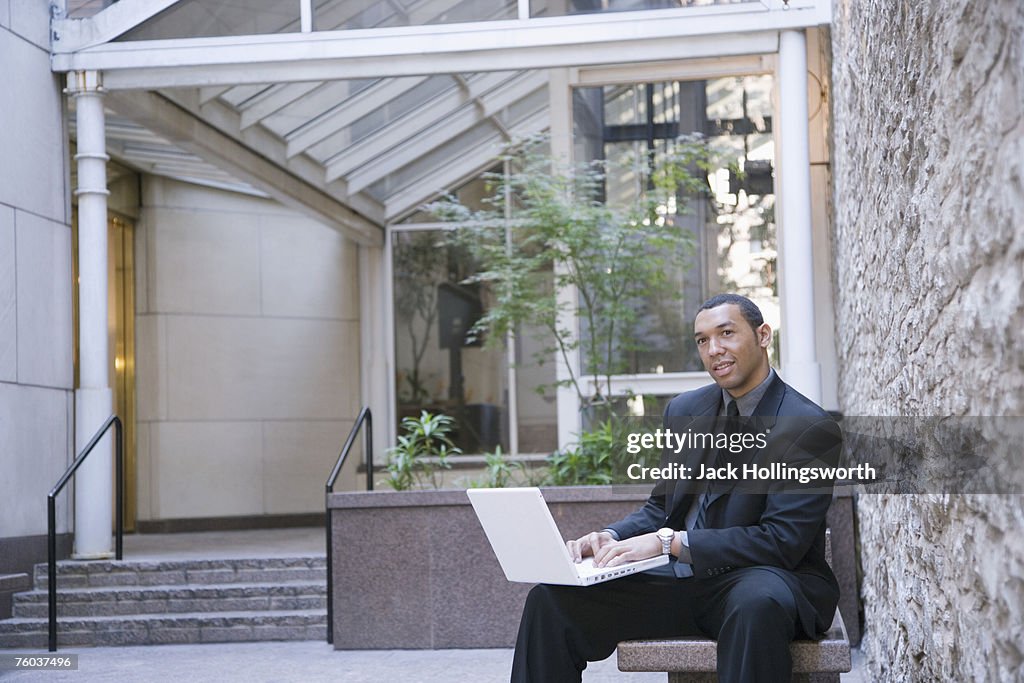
467, 487, 668, 586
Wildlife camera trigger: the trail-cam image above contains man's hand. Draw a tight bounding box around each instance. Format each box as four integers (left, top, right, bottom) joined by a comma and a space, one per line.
566, 531, 616, 564
592, 533, 661, 568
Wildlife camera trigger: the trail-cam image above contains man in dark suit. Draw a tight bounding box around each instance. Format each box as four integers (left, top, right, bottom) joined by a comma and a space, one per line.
511, 294, 842, 683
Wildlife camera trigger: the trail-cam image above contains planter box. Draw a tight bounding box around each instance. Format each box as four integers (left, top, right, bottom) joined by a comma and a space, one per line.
327, 486, 648, 649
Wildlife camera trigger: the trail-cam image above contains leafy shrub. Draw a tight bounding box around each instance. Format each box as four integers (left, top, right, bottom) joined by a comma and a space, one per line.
384, 411, 461, 490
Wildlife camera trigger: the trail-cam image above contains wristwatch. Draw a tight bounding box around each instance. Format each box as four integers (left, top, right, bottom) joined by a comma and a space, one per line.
656, 527, 675, 556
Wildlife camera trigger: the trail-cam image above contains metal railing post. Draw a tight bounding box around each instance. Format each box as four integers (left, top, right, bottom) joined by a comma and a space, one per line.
47, 496, 57, 652
115, 417, 123, 561
47, 415, 124, 652
325, 407, 373, 644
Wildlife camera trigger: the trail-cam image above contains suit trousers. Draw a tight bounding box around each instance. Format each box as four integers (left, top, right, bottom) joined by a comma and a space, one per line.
511, 566, 800, 683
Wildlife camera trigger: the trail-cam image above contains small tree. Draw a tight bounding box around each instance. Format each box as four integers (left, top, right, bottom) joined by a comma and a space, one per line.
428, 134, 710, 405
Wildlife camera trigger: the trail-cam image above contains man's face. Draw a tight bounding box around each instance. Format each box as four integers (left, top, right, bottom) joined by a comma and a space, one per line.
693, 304, 772, 398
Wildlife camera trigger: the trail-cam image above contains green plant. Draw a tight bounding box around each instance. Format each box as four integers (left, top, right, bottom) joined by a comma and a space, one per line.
428, 133, 710, 405
384, 411, 462, 490
545, 421, 621, 486
545, 417, 662, 487
463, 446, 525, 489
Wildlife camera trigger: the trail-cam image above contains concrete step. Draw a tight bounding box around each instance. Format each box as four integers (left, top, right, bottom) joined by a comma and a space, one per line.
12, 581, 327, 618
33, 556, 326, 589
0, 609, 326, 648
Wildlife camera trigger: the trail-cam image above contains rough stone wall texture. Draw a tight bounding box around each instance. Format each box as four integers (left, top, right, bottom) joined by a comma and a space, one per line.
830, 0, 1024, 680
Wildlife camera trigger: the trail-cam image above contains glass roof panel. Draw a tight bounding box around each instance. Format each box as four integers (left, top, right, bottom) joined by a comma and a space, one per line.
316, 0, 517, 31
218, 85, 275, 108
259, 80, 380, 138
531, 0, 754, 18
366, 117, 499, 201
117, 0, 302, 40
348, 75, 458, 145
113, 0, 516, 40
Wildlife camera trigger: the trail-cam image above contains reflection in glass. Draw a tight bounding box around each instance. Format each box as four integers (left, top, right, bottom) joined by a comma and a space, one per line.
573, 75, 778, 375
392, 215, 559, 454
392, 230, 509, 455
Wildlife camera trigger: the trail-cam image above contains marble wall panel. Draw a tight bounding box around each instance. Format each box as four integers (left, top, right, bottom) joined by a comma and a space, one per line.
261, 419, 353, 514
165, 315, 357, 422
146, 206, 261, 316
0, 28, 66, 221
259, 215, 359, 321
152, 421, 264, 519
0, 206, 15, 382
0, 384, 72, 537
15, 211, 72, 389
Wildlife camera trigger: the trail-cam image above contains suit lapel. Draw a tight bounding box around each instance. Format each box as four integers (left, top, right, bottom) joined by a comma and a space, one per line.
668, 386, 722, 519
697, 373, 787, 511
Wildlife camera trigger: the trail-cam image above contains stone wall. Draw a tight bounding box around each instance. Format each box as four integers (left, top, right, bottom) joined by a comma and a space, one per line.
830, 0, 1023, 680
135, 177, 364, 521
0, 3, 75, 549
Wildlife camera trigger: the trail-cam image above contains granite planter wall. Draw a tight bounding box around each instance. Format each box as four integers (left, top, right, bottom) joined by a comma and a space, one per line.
327, 486, 646, 649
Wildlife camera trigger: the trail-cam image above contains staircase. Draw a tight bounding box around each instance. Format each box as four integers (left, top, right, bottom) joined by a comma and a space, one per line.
0, 556, 326, 648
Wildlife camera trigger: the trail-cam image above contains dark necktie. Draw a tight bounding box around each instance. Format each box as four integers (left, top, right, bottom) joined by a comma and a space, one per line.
692, 399, 740, 531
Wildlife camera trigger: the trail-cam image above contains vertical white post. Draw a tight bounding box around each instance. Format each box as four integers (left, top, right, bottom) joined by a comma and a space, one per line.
503, 160, 520, 457
299, 0, 313, 32
359, 241, 390, 473
548, 68, 580, 451
68, 70, 114, 559
777, 30, 821, 404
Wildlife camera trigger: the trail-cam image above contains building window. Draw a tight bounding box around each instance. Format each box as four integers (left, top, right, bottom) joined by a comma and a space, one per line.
573, 75, 780, 379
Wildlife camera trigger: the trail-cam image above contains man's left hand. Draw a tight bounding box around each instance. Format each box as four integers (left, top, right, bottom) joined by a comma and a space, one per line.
592, 533, 661, 568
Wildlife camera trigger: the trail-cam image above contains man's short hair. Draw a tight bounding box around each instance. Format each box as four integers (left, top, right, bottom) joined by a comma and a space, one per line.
697, 294, 764, 333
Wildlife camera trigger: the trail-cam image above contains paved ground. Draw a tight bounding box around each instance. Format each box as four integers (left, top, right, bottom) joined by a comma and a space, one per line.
0, 642, 867, 682
2, 529, 868, 681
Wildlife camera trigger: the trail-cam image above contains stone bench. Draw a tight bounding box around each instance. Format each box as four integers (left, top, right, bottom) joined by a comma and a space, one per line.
617, 607, 852, 682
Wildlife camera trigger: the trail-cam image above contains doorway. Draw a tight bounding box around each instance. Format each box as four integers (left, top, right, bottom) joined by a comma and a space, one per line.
73, 212, 138, 532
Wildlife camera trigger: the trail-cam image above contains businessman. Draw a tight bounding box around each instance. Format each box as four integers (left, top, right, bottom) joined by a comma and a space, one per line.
511, 294, 842, 683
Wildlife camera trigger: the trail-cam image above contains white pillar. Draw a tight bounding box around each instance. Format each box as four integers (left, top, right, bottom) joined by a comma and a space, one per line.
548, 68, 581, 451
68, 70, 114, 560
777, 30, 822, 404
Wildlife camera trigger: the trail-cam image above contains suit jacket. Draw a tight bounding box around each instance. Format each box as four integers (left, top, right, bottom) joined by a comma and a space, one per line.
607, 373, 842, 637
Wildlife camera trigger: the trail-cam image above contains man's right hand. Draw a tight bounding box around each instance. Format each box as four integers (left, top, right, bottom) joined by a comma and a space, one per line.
566, 531, 616, 563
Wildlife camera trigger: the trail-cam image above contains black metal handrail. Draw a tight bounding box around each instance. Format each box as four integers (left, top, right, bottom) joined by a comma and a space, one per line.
325, 407, 373, 644
47, 414, 124, 652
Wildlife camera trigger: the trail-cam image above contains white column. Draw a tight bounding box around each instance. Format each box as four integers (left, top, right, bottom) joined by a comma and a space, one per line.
359, 241, 390, 468
777, 30, 822, 404
548, 68, 580, 451
68, 70, 114, 560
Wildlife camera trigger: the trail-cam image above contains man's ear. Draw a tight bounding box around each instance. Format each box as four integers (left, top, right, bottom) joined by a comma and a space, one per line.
757, 323, 772, 349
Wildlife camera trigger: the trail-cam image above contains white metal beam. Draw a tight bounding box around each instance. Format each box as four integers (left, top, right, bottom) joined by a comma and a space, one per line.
105, 90, 383, 246
574, 55, 774, 86
323, 71, 514, 181
165, 89, 387, 224
345, 72, 547, 193
384, 107, 549, 220
53, 0, 187, 52
238, 82, 324, 130
198, 86, 233, 104
285, 76, 428, 159
53, 5, 827, 88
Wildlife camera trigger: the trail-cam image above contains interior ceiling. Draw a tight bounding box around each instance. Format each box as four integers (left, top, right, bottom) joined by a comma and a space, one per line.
72, 0, 552, 227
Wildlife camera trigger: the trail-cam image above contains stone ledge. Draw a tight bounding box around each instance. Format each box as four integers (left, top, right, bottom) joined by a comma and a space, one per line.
617, 610, 851, 673
328, 485, 650, 510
